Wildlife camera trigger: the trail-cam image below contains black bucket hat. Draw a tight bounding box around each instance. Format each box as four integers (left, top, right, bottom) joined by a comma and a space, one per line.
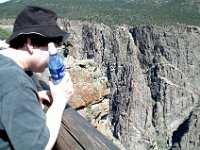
6, 6, 70, 44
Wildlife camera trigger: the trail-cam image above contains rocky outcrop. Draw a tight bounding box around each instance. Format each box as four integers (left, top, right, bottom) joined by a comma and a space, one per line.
130, 25, 200, 150
59, 20, 200, 150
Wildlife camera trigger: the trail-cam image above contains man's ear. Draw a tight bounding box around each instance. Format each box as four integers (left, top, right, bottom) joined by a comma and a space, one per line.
26, 38, 34, 54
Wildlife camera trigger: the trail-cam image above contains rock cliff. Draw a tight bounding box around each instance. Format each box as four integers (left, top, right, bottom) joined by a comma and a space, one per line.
59, 20, 200, 150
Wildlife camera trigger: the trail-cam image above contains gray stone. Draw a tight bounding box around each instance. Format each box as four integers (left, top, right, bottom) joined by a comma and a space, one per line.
60, 21, 200, 150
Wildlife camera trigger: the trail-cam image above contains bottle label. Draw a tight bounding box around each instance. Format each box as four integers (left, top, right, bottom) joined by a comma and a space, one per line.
49, 65, 65, 81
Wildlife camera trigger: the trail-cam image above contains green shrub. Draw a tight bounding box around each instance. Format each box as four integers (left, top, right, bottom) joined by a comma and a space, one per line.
0, 27, 11, 40
85, 104, 93, 122
156, 139, 168, 150
0, 0, 199, 27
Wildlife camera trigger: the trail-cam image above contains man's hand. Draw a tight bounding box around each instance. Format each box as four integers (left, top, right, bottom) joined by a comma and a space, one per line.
48, 71, 74, 104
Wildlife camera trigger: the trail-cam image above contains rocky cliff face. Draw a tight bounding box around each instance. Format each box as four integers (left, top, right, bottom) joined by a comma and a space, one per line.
130, 25, 200, 150
59, 20, 200, 150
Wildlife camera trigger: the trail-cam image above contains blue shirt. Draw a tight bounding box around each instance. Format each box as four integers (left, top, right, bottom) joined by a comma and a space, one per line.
0, 55, 49, 150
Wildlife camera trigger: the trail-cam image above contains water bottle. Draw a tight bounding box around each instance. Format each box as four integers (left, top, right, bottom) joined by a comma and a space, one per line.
48, 42, 65, 84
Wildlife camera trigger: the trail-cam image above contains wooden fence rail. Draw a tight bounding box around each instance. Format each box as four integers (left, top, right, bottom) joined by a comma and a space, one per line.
53, 105, 120, 150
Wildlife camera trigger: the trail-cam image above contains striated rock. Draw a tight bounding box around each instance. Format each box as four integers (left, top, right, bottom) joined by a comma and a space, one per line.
130, 25, 200, 149
66, 57, 110, 109
61, 21, 155, 149
59, 21, 200, 150
169, 106, 200, 150
38, 55, 110, 109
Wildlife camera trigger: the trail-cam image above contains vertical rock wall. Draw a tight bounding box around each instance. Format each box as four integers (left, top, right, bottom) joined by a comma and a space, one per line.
130, 25, 200, 150
60, 20, 200, 150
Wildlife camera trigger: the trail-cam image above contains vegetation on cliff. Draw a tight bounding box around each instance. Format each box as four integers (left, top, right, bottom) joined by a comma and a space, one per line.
0, 27, 10, 40
0, 0, 199, 27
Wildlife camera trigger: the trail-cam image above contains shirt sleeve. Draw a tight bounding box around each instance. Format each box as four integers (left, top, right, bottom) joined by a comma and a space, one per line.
0, 87, 50, 150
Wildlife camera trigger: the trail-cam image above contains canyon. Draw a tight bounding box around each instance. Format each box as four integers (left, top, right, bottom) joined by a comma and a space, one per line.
59, 20, 200, 150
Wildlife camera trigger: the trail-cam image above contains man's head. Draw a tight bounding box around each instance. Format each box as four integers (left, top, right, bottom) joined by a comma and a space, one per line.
6, 6, 70, 73
7, 5, 70, 48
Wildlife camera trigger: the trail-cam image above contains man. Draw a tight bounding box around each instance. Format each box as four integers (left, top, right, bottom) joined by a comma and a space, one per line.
0, 6, 74, 150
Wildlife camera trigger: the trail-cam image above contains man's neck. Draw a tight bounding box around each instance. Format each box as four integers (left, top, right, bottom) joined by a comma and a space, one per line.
0, 48, 30, 71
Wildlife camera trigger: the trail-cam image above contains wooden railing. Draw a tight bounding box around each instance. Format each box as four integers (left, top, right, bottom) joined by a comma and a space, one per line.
53, 105, 120, 150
